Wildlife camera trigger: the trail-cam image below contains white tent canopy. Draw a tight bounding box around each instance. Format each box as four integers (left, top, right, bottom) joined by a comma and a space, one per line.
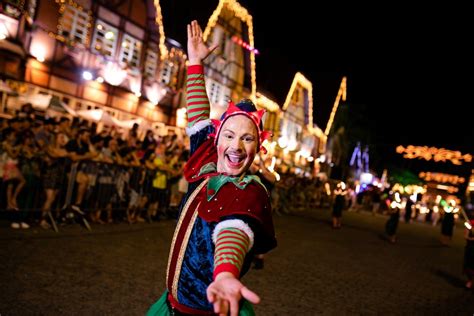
76, 108, 144, 130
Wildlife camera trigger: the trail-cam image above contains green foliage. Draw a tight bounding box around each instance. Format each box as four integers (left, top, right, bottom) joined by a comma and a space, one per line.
388, 167, 421, 186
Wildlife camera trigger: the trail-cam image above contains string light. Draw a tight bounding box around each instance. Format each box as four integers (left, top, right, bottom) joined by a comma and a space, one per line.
203, 0, 257, 103
231, 35, 259, 54
325, 77, 347, 136
419, 172, 465, 185
153, 0, 169, 60
396, 145, 472, 165
283, 72, 313, 127
256, 92, 279, 112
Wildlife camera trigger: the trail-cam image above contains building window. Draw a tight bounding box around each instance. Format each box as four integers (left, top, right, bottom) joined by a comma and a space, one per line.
220, 86, 231, 105
119, 34, 141, 70
58, 4, 91, 46
159, 60, 174, 85
144, 48, 158, 80
207, 79, 222, 105
91, 20, 118, 58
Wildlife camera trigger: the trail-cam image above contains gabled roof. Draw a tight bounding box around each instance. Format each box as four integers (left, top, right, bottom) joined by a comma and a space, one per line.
202, 0, 256, 101
283, 72, 313, 126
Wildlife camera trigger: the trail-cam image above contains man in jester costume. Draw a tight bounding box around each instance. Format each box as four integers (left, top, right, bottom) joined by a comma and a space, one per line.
147, 21, 276, 316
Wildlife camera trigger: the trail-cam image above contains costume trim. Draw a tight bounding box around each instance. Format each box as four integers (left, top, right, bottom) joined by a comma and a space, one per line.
212, 219, 255, 249
172, 209, 199, 300
185, 119, 212, 136
166, 179, 208, 301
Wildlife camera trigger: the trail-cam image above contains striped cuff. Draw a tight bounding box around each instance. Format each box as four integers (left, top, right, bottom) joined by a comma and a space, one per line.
212, 219, 254, 249
213, 227, 251, 279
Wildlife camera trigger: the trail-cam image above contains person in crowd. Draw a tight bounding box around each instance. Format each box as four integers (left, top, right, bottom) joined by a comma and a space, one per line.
146, 143, 172, 221
146, 20, 276, 316
39, 132, 70, 229
56, 117, 73, 141
332, 181, 347, 229
18, 102, 36, 121
463, 213, 474, 289
65, 127, 98, 214
385, 192, 402, 243
404, 195, 414, 223
440, 199, 456, 246
371, 187, 381, 215
1, 127, 27, 228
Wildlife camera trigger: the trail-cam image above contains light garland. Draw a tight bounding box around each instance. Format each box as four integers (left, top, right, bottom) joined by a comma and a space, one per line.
231, 35, 259, 54
324, 76, 347, 136
283, 72, 324, 139
418, 172, 465, 185
255, 92, 279, 112
153, 0, 168, 60
203, 0, 256, 103
396, 145, 472, 165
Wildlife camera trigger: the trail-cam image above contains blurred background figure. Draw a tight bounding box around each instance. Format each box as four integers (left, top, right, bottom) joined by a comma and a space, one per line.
440, 199, 457, 246
332, 181, 347, 229
385, 192, 403, 243
463, 213, 474, 289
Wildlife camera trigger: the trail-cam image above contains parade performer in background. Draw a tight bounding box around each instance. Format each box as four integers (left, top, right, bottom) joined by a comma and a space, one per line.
147, 20, 276, 316
385, 192, 402, 243
331, 181, 347, 229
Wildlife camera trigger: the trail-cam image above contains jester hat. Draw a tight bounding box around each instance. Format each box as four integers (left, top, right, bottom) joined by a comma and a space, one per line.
209, 99, 272, 153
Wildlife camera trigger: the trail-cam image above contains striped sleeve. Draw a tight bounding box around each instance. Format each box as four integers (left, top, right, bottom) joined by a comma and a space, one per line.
213, 228, 251, 279
186, 65, 210, 128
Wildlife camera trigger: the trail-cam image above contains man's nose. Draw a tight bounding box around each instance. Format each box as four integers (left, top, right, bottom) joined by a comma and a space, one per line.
230, 137, 244, 150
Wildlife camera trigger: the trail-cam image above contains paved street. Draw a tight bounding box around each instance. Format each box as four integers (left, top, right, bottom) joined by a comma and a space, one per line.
1, 209, 473, 315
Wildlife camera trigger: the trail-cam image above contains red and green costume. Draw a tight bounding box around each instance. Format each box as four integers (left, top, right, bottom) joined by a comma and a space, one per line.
147, 65, 276, 315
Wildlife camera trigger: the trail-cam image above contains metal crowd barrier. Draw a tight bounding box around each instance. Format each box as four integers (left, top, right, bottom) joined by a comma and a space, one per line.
1, 155, 162, 232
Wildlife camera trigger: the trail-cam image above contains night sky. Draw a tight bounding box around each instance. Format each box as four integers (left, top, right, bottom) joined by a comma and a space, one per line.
161, 1, 473, 175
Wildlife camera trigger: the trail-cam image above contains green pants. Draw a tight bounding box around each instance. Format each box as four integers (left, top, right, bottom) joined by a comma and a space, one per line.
146, 292, 255, 316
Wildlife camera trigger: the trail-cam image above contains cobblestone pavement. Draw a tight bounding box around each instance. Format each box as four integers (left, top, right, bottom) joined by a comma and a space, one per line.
1, 209, 473, 315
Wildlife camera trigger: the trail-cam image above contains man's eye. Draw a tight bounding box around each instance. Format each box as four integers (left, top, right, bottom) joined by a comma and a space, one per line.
244, 136, 255, 142
224, 134, 233, 139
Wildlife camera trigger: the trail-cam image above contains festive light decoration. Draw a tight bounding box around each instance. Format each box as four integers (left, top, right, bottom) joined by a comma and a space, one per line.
231, 35, 259, 54
0, 21, 8, 40
103, 62, 127, 86
30, 42, 46, 62
256, 92, 279, 112
153, 0, 168, 60
325, 77, 347, 136
418, 172, 465, 185
433, 184, 459, 193
390, 192, 406, 209
396, 145, 472, 165
468, 171, 474, 192
281, 72, 325, 147
82, 70, 93, 80
203, 0, 257, 102
350, 143, 369, 172
145, 82, 167, 105
334, 181, 347, 195
176, 107, 187, 128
